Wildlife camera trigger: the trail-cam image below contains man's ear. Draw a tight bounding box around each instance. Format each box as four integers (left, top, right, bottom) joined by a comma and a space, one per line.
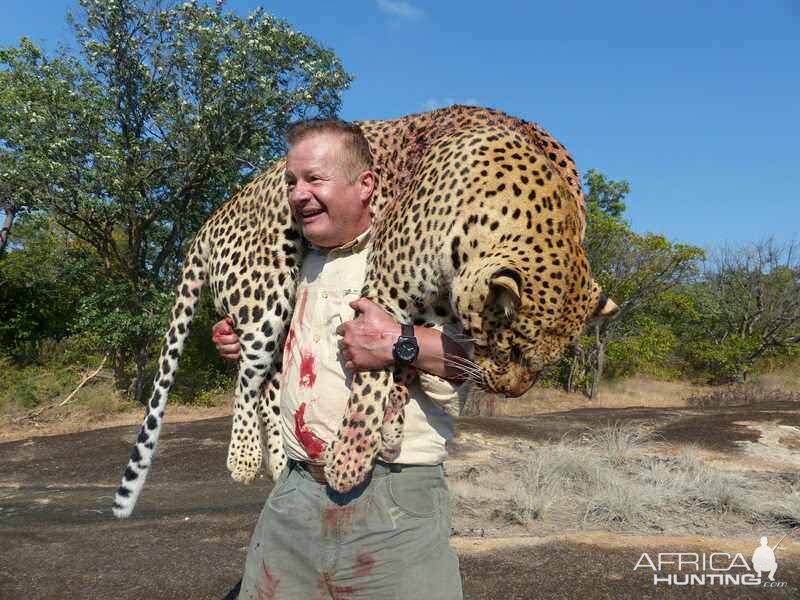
358, 170, 376, 203
587, 279, 620, 322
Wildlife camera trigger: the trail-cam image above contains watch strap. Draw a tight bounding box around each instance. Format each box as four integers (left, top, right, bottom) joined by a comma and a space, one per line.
400, 323, 415, 340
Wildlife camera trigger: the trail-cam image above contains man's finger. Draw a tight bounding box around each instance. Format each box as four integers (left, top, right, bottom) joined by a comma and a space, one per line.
335, 323, 346, 336
214, 333, 239, 346
349, 298, 374, 313
212, 317, 234, 336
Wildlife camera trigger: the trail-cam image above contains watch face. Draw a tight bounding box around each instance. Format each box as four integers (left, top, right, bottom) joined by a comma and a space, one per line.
395, 339, 418, 362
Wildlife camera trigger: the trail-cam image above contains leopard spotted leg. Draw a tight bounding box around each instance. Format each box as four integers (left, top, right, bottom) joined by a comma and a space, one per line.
257, 369, 287, 481
226, 330, 275, 484
324, 370, 392, 493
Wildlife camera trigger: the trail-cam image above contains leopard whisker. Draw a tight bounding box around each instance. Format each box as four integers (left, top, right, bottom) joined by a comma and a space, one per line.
442, 356, 484, 379
442, 357, 479, 372
443, 354, 481, 369
447, 332, 479, 344
442, 358, 487, 391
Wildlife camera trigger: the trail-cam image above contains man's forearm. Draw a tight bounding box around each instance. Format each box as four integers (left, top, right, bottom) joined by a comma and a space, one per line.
337, 298, 472, 381
406, 325, 471, 383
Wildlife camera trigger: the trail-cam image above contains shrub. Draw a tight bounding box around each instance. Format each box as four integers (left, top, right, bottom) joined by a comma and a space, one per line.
686, 383, 800, 408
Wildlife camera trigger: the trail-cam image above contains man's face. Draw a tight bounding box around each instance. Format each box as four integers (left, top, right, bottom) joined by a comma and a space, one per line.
285, 132, 374, 248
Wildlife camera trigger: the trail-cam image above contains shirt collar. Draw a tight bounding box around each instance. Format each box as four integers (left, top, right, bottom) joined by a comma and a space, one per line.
309, 226, 372, 256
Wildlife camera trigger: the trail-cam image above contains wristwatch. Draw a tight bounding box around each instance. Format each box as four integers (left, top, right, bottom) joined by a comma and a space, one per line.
392, 323, 419, 365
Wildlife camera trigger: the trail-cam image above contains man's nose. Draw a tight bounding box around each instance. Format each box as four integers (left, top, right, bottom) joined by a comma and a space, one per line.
289, 179, 313, 203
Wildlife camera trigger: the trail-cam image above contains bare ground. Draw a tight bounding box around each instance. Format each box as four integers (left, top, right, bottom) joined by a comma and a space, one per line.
2, 398, 800, 599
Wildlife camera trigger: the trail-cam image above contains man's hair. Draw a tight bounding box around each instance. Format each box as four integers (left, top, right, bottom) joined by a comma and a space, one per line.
286, 119, 373, 183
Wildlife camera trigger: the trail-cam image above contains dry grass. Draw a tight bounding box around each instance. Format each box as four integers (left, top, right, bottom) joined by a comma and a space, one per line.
753, 474, 800, 528
450, 423, 798, 536
468, 377, 714, 418
582, 421, 655, 466
686, 382, 800, 408
467, 369, 800, 417
758, 364, 800, 393
0, 378, 234, 442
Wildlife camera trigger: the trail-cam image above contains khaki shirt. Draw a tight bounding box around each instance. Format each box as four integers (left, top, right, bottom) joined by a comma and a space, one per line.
279, 227, 467, 465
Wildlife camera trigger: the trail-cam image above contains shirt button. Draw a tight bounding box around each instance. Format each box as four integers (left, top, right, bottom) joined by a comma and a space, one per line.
321, 291, 328, 299
313, 335, 320, 343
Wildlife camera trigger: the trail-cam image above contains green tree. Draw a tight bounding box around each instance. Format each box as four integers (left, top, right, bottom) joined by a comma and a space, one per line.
0, 215, 85, 358
583, 168, 629, 220
566, 171, 704, 396
684, 239, 800, 382
1, 0, 350, 402
1, 38, 93, 256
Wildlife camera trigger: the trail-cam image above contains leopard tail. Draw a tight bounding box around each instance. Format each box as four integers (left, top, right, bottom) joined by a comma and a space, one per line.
112, 234, 209, 518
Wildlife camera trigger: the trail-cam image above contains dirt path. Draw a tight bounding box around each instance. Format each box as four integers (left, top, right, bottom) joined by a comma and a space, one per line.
2, 409, 798, 599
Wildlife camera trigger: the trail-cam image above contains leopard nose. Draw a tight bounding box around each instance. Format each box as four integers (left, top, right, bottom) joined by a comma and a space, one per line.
505, 370, 539, 398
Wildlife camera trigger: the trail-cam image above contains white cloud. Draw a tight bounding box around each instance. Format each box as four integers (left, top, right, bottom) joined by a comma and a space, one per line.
376, 0, 425, 19
422, 97, 480, 111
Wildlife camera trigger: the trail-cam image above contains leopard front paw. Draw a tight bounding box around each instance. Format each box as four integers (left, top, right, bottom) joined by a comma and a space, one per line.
379, 402, 405, 462
378, 443, 401, 463
227, 437, 262, 484
323, 421, 381, 493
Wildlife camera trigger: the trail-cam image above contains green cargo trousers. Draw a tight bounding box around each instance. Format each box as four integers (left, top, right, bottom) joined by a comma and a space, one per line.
238, 460, 463, 600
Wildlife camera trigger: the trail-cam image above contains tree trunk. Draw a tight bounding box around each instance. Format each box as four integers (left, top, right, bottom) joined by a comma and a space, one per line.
567, 342, 582, 393
113, 349, 127, 394
132, 344, 150, 406
589, 324, 606, 400
0, 206, 17, 256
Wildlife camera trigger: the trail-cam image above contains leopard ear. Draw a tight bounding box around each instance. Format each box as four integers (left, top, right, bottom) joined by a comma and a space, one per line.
588, 279, 619, 321
489, 268, 522, 320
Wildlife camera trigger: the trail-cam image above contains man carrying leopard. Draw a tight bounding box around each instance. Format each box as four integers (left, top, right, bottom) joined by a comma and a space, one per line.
215, 119, 469, 599
112, 104, 618, 522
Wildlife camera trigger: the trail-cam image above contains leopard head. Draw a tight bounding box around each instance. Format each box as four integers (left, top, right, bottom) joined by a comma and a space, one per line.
452, 247, 618, 398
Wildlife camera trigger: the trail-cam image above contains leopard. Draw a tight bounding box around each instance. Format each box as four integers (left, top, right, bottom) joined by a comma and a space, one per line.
112, 104, 618, 518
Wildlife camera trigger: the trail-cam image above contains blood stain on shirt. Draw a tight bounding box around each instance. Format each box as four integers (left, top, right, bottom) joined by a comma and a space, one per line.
293, 402, 326, 459
297, 288, 309, 325
299, 350, 317, 388
282, 327, 296, 369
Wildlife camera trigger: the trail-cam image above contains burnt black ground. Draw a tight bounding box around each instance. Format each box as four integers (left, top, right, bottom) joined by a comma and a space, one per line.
1, 406, 798, 599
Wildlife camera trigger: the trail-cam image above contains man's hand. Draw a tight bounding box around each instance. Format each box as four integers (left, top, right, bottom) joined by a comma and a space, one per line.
212, 316, 240, 361
335, 299, 401, 371
336, 298, 471, 381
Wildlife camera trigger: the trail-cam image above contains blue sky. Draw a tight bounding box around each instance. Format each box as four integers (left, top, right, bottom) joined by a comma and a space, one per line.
3, 0, 799, 250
